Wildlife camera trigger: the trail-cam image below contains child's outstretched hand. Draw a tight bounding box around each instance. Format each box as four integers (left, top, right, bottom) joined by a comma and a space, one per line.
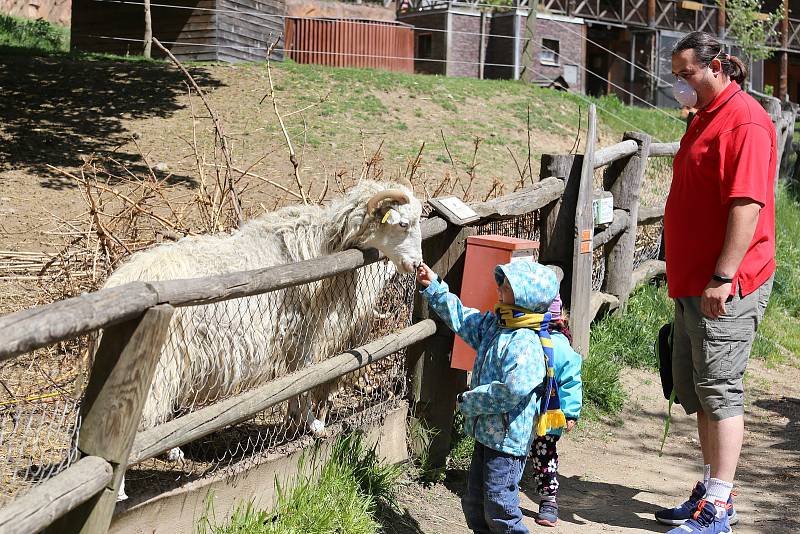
416, 262, 437, 287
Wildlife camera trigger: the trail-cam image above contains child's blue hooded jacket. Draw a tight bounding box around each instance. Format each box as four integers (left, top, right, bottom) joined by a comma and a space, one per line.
546, 332, 583, 436
421, 260, 559, 457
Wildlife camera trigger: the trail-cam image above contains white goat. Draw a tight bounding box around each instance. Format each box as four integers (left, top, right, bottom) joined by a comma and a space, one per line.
102, 180, 423, 498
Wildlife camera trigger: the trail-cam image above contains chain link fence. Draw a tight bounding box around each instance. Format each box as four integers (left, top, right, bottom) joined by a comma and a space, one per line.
475, 210, 540, 246
126, 262, 415, 495
635, 154, 673, 269
591, 152, 673, 286
0, 263, 415, 502
0, 338, 87, 504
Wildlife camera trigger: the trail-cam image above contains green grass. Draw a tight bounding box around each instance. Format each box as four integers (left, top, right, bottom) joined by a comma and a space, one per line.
750, 184, 800, 366
276, 60, 685, 144
589, 284, 674, 371
584, 284, 674, 416
0, 13, 160, 64
581, 351, 627, 415
448, 411, 476, 470
0, 14, 68, 53
197, 431, 401, 534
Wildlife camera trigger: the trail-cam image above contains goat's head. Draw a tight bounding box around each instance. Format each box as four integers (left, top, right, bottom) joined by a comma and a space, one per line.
361, 187, 423, 274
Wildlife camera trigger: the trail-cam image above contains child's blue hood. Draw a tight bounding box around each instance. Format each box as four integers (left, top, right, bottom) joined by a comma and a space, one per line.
494, 261, 558, 313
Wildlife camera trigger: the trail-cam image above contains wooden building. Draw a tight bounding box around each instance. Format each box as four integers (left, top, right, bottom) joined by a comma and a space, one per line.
397, 0, 586, 90
70, 0, 285, 62
399, 0, 800, 105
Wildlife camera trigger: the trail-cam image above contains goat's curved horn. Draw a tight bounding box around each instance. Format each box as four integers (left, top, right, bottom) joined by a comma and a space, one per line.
367, 189, 410, 215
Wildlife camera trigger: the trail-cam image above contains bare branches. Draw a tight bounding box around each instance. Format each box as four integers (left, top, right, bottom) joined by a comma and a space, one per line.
152, 37, 244, 226
261, 39, 309, 205
404, 142, 425, 189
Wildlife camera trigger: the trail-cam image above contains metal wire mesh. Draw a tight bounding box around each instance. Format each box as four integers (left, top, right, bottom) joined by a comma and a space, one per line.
640, 155, 673, 206
634, 155, 673, 268
124, 262, 415, 495
0, 337, 87, 505
475, 211, 540, 245
590, 152, 672, 291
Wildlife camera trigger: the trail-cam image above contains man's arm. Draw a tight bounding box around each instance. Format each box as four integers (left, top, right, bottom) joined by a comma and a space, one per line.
702, 199, 761, 319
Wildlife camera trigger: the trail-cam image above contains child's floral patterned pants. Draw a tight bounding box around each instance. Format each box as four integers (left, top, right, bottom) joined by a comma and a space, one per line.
530, 434, 560, 497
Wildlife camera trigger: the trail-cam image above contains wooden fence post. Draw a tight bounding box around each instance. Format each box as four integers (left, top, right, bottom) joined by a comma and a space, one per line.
407, 223, 473, 470
46, 304, 174, 534
569, 104, 597, 355
538, 154, 583, 310
602, 131, 651, 310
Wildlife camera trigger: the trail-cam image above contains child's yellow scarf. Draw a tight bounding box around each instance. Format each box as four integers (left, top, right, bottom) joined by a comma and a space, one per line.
495, 304, 566, 436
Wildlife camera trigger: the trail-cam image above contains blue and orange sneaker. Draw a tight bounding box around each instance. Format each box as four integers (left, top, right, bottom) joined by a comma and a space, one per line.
665, 499, 732, 534
655, 482, 738, 526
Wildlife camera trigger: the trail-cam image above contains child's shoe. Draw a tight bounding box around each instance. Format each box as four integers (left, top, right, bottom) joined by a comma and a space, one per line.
656, 482, 738, 526
665, 500, 732, 534
535, 499, 558, 527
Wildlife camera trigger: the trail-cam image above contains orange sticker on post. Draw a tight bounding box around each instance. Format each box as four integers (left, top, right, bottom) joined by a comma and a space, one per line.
580, 241, 591, 254
581, 229, 591, 241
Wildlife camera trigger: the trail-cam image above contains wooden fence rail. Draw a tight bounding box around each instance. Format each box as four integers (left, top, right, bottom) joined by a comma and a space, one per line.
129, 319, 436, 465
0, 456, 112, 534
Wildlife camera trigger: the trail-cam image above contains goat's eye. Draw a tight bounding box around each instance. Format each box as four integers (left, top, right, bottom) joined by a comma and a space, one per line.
399, 221, 409, 229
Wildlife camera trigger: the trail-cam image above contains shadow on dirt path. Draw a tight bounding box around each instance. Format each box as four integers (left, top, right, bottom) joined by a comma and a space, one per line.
0, 54, 223, 188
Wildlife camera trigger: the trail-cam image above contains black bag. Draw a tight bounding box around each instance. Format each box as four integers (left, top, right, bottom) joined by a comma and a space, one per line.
656, 322, 679, 404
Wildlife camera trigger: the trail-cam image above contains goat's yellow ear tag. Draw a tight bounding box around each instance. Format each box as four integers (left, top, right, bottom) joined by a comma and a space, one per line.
381, 211, 392, 224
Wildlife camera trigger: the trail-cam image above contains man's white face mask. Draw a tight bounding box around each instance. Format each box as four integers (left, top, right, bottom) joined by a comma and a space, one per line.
672, 53, 721, 109
673, 77, 698, 108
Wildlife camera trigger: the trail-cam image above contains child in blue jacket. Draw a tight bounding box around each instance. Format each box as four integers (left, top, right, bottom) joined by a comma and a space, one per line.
417, 259, 560, 534
530, 294, 583, 528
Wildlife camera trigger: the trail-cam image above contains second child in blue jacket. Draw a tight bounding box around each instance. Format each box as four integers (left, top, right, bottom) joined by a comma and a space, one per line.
417, 259, 559, 534
530, 293, 583, 528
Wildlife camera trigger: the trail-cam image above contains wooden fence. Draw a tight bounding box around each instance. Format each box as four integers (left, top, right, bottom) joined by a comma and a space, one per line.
284, 17, 414, 72
1, 98, 794, 532
0, 106, 673, 532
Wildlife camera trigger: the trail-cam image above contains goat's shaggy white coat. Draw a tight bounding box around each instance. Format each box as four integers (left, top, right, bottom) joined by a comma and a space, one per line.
102, 181, 423, 472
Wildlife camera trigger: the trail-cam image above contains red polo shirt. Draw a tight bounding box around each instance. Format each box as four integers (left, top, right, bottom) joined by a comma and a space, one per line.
665, 82, 776, 298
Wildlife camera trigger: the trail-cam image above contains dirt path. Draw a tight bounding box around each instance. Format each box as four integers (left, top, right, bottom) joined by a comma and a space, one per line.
392, 360, 800, 533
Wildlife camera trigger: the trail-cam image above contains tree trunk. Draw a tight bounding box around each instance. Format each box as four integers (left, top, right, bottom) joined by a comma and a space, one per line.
520, 0, 539, 83
143, 0, 152, 59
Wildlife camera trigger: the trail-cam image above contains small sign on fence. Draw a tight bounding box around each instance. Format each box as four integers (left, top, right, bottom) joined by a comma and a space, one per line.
429, 196, 480, 225
593, 191, 614, 226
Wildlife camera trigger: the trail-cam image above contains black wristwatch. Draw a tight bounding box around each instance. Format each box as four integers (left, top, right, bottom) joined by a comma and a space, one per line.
711, 273, 733, 284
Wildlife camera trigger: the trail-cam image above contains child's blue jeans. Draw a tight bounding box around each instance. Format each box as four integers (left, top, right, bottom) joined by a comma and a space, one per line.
462, 441, 529, 534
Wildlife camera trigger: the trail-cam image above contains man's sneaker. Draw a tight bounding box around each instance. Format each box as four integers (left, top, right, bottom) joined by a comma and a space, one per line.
656, 482, 738, 526
665, 500, 732, 534
536, 500, 558, 527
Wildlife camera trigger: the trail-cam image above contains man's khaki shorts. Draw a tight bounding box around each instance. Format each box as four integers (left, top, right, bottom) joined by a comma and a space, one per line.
672, 275, 773, 421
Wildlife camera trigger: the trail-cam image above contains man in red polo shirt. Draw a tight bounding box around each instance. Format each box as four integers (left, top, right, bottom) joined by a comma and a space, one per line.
656, 32, 776, 534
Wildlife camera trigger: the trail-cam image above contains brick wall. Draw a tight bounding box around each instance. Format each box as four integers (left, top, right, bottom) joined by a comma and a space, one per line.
522, 15, 585, 92
447, 11, 486, 78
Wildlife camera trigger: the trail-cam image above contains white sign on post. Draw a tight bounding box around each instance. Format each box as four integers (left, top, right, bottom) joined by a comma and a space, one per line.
429, 196, 480, 225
